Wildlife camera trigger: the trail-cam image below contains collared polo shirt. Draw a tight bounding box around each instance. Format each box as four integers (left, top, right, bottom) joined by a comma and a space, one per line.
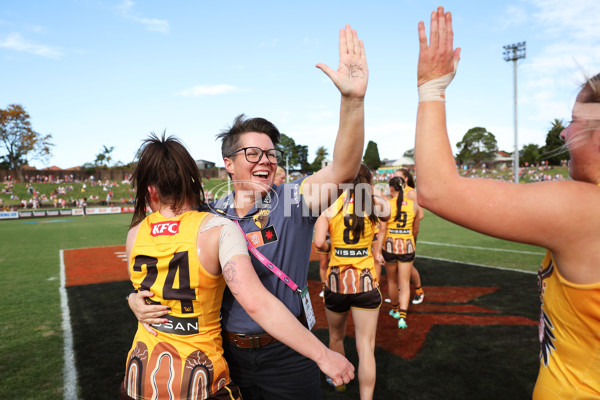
209, 177, 318, 334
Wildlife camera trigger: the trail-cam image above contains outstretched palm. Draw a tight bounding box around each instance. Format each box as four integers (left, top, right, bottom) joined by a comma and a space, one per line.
417, 7, 461, 86
317, 25, 368, 99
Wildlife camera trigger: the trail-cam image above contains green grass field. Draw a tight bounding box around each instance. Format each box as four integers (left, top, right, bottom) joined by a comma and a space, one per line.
0, 200, 543, 398
418, 210, 544, 272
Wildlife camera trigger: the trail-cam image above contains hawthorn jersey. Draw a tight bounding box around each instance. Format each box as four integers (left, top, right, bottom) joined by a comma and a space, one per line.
384, 194, 416, 255
124, 211, 233, 400
533, 251, 600, 399
327, 194, 378, 294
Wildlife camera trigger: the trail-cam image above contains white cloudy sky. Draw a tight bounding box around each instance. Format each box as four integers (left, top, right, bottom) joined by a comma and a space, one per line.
1, 0, 599, 169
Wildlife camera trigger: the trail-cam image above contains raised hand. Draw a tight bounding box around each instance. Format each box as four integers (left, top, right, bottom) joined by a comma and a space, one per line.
418, 6, 461, 87
317, 25, 368, 99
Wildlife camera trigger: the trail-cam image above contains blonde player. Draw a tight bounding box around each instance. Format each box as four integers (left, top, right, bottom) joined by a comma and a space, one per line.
415, 7, 600, 398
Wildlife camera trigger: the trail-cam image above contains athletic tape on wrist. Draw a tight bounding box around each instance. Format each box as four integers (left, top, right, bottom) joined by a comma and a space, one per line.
418, 59, 459, 102
418, 72, 455, 102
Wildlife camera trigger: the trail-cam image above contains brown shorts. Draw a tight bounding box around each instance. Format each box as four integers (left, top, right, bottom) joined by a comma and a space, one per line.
324, 287, 382, 313
382, 249, 415, 263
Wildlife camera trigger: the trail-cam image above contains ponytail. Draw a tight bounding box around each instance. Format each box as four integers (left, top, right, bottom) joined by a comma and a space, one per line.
389, 176, 405, 221
341, 164, 378, 241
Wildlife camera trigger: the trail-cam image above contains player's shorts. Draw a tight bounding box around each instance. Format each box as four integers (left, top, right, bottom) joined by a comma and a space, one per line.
323, 287, 382, 313
382, 249, 415, 263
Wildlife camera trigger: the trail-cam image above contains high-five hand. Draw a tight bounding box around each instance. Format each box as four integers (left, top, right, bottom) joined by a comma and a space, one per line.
417, 6, 461, 90
317, 25, 368, 99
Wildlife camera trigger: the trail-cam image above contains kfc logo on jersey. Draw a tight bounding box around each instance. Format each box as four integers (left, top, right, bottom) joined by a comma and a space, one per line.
151, 221, 180, 236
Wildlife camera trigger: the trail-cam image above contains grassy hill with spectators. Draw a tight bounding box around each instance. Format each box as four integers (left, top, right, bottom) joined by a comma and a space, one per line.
0, 177, 229, 210
1, 165, 569, 211
456, 164, 569, 182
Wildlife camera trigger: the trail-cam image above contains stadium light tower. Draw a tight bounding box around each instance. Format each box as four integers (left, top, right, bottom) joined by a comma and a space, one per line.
503, 41, 526, 183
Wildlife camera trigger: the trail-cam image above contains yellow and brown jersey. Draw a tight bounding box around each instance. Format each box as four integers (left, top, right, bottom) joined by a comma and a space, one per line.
533, 251, 600, 399
326, 194, 378, 294
384, 194, 416, 255
124, 211, 231, 400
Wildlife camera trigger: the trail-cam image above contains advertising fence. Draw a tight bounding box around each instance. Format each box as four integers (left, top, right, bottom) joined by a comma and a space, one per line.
0, 206, 136, 220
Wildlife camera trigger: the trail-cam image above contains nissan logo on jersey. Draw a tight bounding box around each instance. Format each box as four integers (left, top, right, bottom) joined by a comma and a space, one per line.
150, 221, 180, 236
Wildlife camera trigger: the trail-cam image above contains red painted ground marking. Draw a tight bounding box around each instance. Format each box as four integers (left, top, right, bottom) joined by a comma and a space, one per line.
420, 286, 499, 303
66, 245, 538, 361
308, 280, 537, 361
63, 245, 128, 287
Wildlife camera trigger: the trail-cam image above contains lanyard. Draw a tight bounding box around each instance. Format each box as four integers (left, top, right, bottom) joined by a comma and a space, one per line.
234, 221, 300, 293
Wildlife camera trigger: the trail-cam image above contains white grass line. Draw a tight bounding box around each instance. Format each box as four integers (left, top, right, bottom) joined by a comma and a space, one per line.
60, 250, 78, 399
417, 255, 538, 275
419, 240, 545, 256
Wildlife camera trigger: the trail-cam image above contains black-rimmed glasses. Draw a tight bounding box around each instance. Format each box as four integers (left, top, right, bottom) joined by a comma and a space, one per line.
225, 147, 283, 165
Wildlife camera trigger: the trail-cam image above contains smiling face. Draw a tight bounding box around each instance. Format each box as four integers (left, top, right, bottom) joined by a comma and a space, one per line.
224, 131, 278, 197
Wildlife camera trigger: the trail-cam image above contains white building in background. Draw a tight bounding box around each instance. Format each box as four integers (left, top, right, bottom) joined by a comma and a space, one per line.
377, 157, 415, 174
195, 159, 216, 169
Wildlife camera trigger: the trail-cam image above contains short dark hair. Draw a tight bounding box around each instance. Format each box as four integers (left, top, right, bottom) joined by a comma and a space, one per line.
216, 114, 281, 159
130, 132, 205, 228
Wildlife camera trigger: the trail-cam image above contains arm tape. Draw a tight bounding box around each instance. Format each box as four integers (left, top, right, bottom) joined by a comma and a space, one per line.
418, 71, 455, 102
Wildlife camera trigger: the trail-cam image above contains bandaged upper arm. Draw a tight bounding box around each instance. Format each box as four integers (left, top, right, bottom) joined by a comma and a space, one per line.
201, 215, 249, 266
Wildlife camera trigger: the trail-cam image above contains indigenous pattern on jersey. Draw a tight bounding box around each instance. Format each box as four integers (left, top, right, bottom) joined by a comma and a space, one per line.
384, 194, 416, 256
533, 250, 600, 399
327, 193, 378, 294
124, 211, 233, 400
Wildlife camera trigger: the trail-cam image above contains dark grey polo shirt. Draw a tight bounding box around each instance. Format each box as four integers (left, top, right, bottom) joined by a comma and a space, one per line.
209, 177, 318, 334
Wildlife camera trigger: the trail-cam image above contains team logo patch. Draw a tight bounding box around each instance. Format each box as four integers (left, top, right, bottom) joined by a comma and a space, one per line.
150, 221, 180, 236
253, 210, 270, 230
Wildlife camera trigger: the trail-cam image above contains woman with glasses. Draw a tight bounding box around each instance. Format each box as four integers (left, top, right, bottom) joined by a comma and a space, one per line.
129, 24, 366, 399
226, 146, 283, 164
121, 133, 352, 400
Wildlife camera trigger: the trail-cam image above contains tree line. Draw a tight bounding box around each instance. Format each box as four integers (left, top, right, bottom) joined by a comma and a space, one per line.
451, 120, 568, 167
280, 120, 568, 173
1, 103, 569, 182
